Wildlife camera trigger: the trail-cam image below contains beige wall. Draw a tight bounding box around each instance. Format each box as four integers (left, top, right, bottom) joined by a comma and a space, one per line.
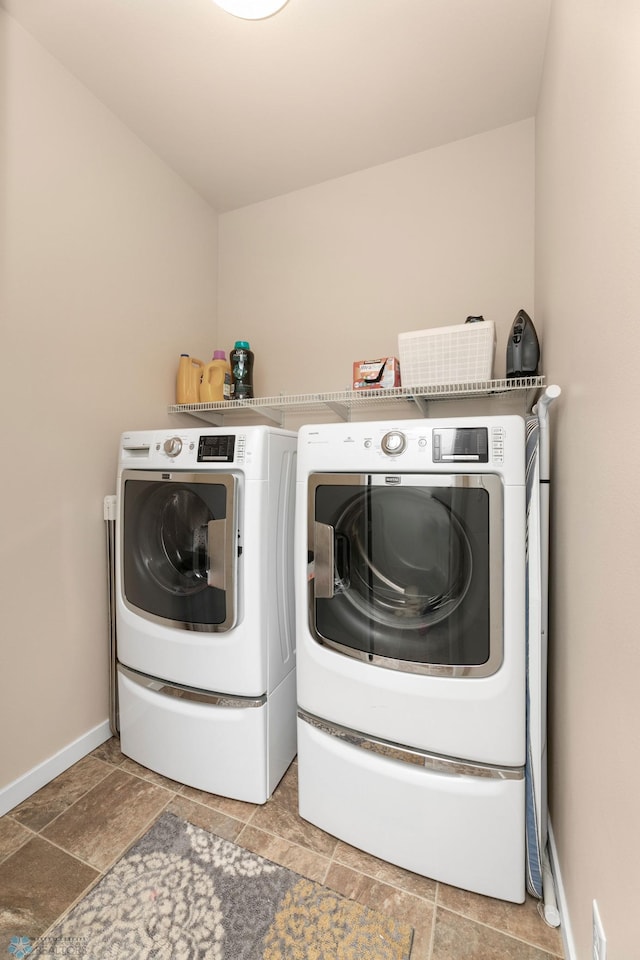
536, 1, 640, 957
0, 12, 218, 790
218, 120, 535, 398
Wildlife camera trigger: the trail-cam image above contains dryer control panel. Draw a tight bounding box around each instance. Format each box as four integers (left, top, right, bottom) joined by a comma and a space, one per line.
297, 416, 523, 482
432, 427, 489, 463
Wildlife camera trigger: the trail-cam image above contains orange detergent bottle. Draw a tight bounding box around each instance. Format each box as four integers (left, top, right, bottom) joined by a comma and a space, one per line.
176, 354, 205, 405
200, 351, 232, 403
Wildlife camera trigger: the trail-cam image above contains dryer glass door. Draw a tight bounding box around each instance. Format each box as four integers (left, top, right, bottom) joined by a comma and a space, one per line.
308, 473, 503, 677
121, 470, 238, 631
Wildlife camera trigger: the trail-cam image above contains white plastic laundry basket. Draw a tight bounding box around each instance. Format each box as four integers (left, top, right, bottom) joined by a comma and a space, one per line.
398, 321, 495, 386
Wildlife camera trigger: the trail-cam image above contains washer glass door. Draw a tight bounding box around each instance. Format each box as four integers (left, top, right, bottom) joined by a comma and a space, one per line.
308, 473, 503, 677
121, 470, 238, 631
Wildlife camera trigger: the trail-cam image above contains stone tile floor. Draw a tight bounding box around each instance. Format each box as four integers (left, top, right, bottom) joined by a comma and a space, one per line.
0, 738, 564, 959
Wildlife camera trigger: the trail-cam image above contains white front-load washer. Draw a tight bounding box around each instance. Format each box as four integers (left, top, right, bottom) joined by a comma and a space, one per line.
295, 415, 530, 902
116, 425, 297, 803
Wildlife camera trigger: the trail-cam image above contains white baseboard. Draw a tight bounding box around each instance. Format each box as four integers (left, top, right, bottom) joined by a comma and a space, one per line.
0, 720, 112, 817
548, 818, 576, 960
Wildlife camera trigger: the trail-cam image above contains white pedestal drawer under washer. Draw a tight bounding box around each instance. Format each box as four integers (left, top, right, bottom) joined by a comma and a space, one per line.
295, 415, 530, 902
116, 425, 297, 804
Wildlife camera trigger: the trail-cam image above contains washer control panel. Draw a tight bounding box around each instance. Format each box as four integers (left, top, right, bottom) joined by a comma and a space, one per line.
147, 433, 241, 463
120, 427, 276, 472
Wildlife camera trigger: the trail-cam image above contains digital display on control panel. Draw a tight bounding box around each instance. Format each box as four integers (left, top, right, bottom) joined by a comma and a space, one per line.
432, 427, 489, 463
197, 435, 236, 462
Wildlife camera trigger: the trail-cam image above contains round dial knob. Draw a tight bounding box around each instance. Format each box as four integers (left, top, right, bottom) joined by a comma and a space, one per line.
163, 436, 182, 457
381, 430, 407, 456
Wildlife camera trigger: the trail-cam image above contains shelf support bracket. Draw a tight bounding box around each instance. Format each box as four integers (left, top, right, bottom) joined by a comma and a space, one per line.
410, 396, 430, 416
324, 402, 350, 421
252, 406, 285, 426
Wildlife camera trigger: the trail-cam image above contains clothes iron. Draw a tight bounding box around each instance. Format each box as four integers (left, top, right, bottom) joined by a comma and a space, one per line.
506, 308, 540, 378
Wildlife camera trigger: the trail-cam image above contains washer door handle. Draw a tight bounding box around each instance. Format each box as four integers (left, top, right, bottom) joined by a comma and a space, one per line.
313, 522, 335, 598
207, 518, 228, 591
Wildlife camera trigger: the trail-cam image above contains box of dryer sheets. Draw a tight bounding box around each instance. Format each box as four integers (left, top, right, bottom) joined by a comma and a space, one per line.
353, 357, 401, 390
398, 320, 495, 387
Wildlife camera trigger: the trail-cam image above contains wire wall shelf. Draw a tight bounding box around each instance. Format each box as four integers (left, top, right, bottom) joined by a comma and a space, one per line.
168, 377, 546, 426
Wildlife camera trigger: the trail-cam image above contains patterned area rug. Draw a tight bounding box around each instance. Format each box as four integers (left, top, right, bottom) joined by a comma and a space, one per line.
32, 812, 414, 959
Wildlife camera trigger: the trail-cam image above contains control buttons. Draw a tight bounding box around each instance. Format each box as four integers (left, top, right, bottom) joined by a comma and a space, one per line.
491, 427, 505, 463
381, 430, 407, 456
163, 436, 182, 457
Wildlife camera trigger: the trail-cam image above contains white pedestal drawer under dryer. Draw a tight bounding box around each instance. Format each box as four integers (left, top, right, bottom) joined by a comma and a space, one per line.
115, 425, 298, 804
295, 415, 535, 903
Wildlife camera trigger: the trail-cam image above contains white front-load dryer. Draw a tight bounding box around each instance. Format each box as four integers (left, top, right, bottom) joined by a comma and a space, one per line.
116, 425, 297, 803
295, 416, 529, 902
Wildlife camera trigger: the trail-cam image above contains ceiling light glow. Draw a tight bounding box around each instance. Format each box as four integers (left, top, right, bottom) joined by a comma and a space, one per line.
212, 0, 289, 19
